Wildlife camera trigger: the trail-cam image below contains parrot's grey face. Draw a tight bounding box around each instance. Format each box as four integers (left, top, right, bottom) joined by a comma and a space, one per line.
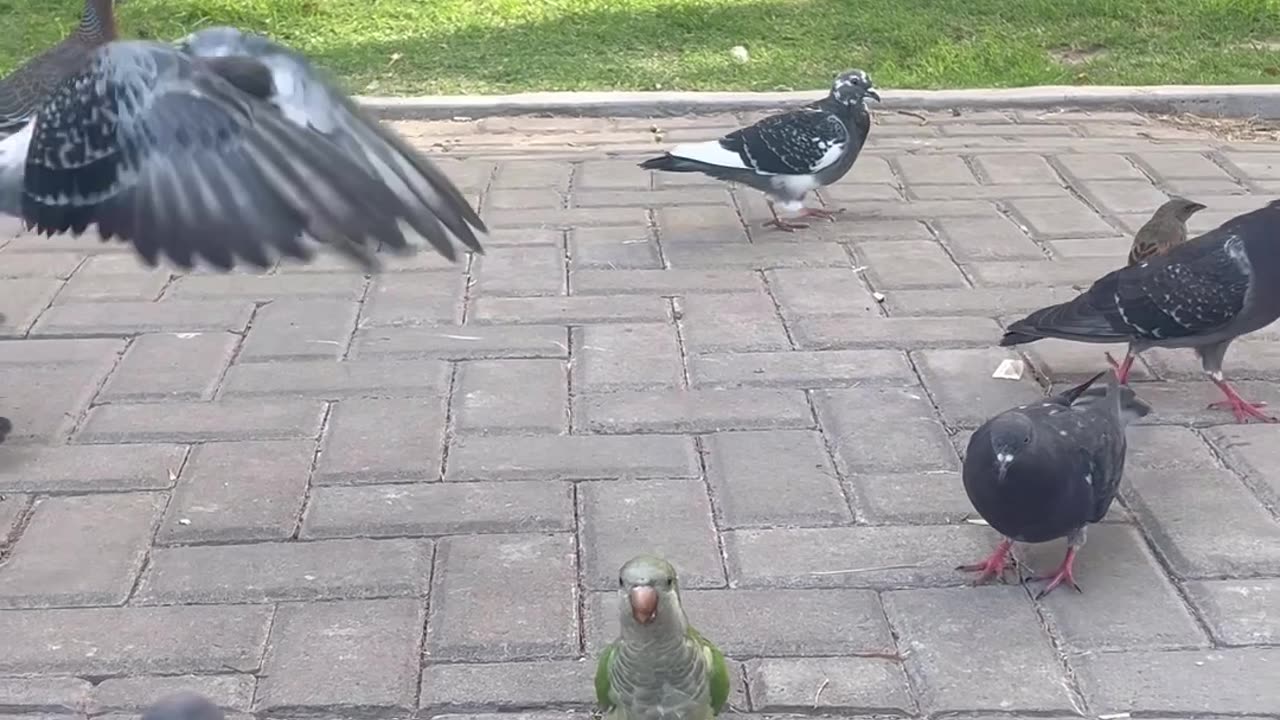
618, 555, 679, 626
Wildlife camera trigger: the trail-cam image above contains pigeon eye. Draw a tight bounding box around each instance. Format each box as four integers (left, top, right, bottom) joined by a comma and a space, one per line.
618, 577, 625, 588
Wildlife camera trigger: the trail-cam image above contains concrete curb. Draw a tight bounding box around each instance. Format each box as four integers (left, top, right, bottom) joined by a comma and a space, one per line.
357, 85, 1280, 121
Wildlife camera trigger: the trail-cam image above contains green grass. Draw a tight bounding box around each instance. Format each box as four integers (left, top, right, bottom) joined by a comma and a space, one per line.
3, 0, 1279, 95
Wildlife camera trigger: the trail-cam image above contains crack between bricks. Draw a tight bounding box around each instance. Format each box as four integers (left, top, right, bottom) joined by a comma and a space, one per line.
1193, 427, 1280, 521
340, 276, 375, 362
804, 388, 863, 525
122, 443, 195, 604
436, 362, 461, 482
63, 334, 134, 440
920, 218, 978, 289
669, 298, 693, 390
691, 435, 732, 590
757, 269, 798, 350
210, 301, 268, 402
1043, 154, 1133, 239
570, 481, 588, 657
289, 400, 334, 541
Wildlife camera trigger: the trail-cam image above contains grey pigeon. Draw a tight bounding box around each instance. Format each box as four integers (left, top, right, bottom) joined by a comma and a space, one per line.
1, 27, 485, 273
960, 370, 1151, 599
0, 0, 119, 140
638, 69, 879, 231
141, 693, 224, 720
1103, 196, 1208, 381
1000, 199, 1280, 424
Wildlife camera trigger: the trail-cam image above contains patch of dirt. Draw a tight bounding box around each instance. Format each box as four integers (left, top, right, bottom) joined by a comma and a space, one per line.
1149, 112, 1280, 142
1049, 46, 1110, 66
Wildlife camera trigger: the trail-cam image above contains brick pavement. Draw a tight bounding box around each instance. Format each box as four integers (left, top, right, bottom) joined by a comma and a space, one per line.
1, 108, 1280, 718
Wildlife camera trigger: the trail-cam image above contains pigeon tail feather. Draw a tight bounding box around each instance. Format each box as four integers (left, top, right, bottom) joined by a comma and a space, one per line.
1001, 292, 1128, 346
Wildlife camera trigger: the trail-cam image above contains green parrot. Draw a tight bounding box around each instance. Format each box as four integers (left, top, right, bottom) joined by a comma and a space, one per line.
595, 555, 731, 720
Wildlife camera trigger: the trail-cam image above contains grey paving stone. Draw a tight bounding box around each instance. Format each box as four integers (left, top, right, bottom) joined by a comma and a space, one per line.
689, 349, 912, 390
455, 359, 568, 434
859, 240, 968, 289
572, 323, 684, 392
0, 361, 116, 443
55, 264, 166, 304
1006, 196, 1116, 239
884, 586, 1075, 713
665, 243, 849, 270
973, 154, 1059, 185
137, 539, 432, 604
98, 332, 237, 402
0, 494, 26, 543
568, 227, 663, 270
360, 272, 465, 327
420, 660, 596, 712
577, 388, 812, 434
1184, 578, 1280, 646
92, 675, 256, 713
315, 397, 447, 483
237, 298, 361, 362
678, 293, 791, 353
446, 434, 699, 481
967, 257, 1120, 287
1203, 424, 1280, 509
763, 268, 880, 319
1019, 336, 1155, 383
78, 400, 326, 443
158, 441, 313, 544
934, 214, 1044, 261
0, 279, 62, 335
302, 481, 572, 538
0, 444, 186, 493
165, 273, 365, 301
896, 155, 977, 185
353, 324, 569, 361
746, 657, 915, 714
883, 286, 1078, 317
220, 358, 450, 399
704, 430, 850, 528
655, 205, 746, 243
814, 386, 960, 474
256, 599, 423, 713
1054, 153, 1146, 180
471, 295, 670, 325
0, 675, 91, 713
428, 533, 577, 661
1124, 424, 1221, 474
1073, 648, 1280, 715
579, 477, 724, 590
473, 244, 566, 297
32, 301, 254, 335
0, 493, 163, 608
790, 316, 1003, 350
0, 605, 271, 675
914, 347, 1046, 428
1134, 151, 1234, 180
850, 471, 974, 524
572, 269, 760, 295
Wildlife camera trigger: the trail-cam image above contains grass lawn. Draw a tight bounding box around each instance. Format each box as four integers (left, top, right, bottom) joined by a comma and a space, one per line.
3, 0, 1279, 95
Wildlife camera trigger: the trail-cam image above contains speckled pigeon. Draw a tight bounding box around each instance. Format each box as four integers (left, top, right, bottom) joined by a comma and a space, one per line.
1102, 196, 1207, 378
596, 555, 730, 720
1000, 199, 1280, 423
638, 69, 879, 231
960, 370, 1151, 599
141, 693, 224, 720
1, 27, 485, 272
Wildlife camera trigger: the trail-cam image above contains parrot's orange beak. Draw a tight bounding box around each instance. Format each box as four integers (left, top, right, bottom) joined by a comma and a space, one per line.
629, 586, 658, 624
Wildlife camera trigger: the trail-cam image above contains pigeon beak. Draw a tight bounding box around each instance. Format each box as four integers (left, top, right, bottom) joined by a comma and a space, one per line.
629, 586, 658, 625
865, 88, 882, 102
1189, 202, 1207, 213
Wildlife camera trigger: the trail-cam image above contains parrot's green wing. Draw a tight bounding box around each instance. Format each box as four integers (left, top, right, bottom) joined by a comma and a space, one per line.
689, 627, 730, 714
595, 641, 617, 710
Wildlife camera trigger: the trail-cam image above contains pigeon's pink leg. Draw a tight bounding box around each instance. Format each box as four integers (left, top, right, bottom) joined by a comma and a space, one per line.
1208, 377, 1276, 423
796, 207, 842, 222
1032, 547, 1083, 600
1103, 352, 1136, 385
762, 200, 809, 232
957, 537, 1014, 585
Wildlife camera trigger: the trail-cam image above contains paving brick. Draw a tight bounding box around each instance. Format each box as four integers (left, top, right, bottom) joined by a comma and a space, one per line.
1073, 648, 1280, 715
0, 676, 91, 713
1048, 237, 1130, 258
492, 160, 573, 190
473, 245, 566, 297
1125, 425, 1219, 474
576, 159, 651, 188
1134, 151, 1234, 180
0, 444, 186, 492
353, 324, 569, 360
689, 349, 913, 389
166, 273, 365, 301
909, 183, 1068, 200
57, 268, 168, 303
446, 434, 699, 481
914, 347, 1045, 428
99, 332, 237, 402
420, 660, 595, 712
360, 272, 465, 327
578, 388, 811, 434
579, 477, 724, 590
724, 525, 992, 588
237, 298, 360, 362
1222, 151, 1280, 181
428, 533, 576, 661
486, 207, 649, 229
656, 206, 749, 244
884, 587, 1074, 713
763, 268, 880, 319
256, 599, 422, 713
1007, 196, 1116, 239
0, 251, 83, 279
858, 240, 968, 289
967, 257, 1118, 287
158, 441, 312, 544
303, 480, 572, 539
220, 359, 450, 399
455, 359, 568, 434
0, 493, 162, 608
1123, 468, 1280, 578
0, 494, 26, 543
33, 301, 254, 335
0, 337, 123, 364
0, 280, 62, 335
850, 471, 975, 524
791, 316, 1001, 350
746, 657, 914, 714
1077, 179, 1170, 214
665, 243, 849, 270
895, 155, 976, 185
315, 397, 447, 483
1118, 379, 1280, 427
885, 286, 1078, 317
972, 154, 1059, 184
933, 215, 1044, 261
486, 188, 565, 211
92, 675, 256, 714
0, 605, 271, 675
705, 430, 849, 528
0, 361, 117, 443
1018, 337, 1154, 383
572, 323, 683, 392
138, 538, 432, 604
572, 269, 760, 295
815, 387, 959, 473
471, 295, 670, 325
679, 293, 790, 353
1184, 578, 1280, 646
567, 227, 662, 270
1204, 424, 1280, 508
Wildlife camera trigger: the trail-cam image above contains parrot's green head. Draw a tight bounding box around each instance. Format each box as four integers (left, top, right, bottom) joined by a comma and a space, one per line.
617, 554, 684, 630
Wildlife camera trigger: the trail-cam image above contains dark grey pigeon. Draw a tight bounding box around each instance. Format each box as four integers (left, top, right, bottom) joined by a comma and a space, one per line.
638, 69, 879, 232
1000, 199, 1280, 424
1, 28, 485, 273
959, 370, 1151, 599
141, 693, 225, 720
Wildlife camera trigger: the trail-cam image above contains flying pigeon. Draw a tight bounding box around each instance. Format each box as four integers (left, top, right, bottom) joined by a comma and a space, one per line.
1103, 196, 1208, 378
1000, 199, 1280, 424
596, 555, 730, 720
0, 0, 119, 140
637, 69, 879, 232
960, 370, 1151, 599
141, 693, 224, 720
1, 27, 486, 273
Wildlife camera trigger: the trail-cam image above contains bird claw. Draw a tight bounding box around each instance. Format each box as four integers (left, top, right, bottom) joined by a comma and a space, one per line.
763, 219, 809, 232
957, 541, 1016, 586
798, 207, 845, 222
1030, 549, 1082, 600
1207, 398, 1277, 423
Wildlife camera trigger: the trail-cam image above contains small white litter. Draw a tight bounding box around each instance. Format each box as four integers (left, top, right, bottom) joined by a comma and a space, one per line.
992, 358, 1025, 380
729, 45, 750, 63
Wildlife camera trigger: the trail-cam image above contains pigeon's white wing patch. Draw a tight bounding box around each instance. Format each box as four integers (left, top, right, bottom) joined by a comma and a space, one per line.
0, 120, 34, 215
808, 139, 846, 173
668, 139, 756, 172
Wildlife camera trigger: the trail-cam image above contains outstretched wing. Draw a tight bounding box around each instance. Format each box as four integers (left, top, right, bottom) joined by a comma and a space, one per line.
718, 108, 848, 176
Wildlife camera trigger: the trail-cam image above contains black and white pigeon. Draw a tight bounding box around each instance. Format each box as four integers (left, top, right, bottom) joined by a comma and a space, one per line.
141, 693, 224, 720
960, 370, 1151, 599
1001, 199, 1280, 424
638, 69, 879, 232
0, 26, 486, 273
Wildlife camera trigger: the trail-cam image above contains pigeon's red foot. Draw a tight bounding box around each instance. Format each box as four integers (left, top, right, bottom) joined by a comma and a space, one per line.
1104, 352, 1135, 385
957, 538, 1014, 585
1031, 547, 1082, 600
797, 207, 844, 222
762, 218, 810, 232
1209, 379, 1277, 423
